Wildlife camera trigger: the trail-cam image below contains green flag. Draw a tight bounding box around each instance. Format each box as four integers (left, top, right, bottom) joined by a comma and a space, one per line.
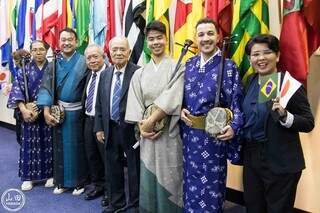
76, 0, 90, 54
258, 72, 280, 103
230, 0, 269, 84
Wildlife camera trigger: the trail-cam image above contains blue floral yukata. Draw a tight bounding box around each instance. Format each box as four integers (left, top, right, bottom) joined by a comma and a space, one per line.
7, 61, 53, 181
180, 52, 243, 213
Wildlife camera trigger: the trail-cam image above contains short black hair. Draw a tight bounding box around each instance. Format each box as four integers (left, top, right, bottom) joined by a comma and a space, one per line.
245, 34, 279, 55
195, 17, 219, 32
30, 40, 50, 50
145, 21, 166, 37
59, 27, 78, 40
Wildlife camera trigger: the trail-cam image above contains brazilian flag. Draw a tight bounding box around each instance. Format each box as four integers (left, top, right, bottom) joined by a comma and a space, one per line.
258, 72, 280, 103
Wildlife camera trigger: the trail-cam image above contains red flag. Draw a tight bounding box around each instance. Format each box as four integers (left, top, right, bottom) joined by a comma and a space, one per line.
104, 0, 124, 59
205, 0, 232, 38
36, 0, 59, 49
279, 0, 320, 84
302, 0, 320, 56
55, 0, 67, 44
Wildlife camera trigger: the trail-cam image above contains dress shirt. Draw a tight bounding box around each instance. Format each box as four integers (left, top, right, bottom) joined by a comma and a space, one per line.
109, 65, 126, 113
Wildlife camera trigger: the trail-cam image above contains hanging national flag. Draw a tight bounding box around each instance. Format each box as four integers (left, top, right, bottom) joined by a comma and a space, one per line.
279, 71, 302, 108
144, 0, 172, 62
279, 0, 320, 84
0, 0, 12, 65
32, 0, 42, 41
230, 0, 269, 84
173, 0, 204, 60
104, 0, 124, 58
67, 0, 76, 28
75, 0, 90, 54
56, 0, 67, 42
205, 0, 232, 38
17, 0, 27, 49
36, 0, 59, 49
258, 72, 280, 103
89, 0, 107, 47
123, 0, 146, 64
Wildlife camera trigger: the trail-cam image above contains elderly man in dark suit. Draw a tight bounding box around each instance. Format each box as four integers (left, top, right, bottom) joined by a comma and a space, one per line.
95, 37, 140, 213
82, 44, 107, 201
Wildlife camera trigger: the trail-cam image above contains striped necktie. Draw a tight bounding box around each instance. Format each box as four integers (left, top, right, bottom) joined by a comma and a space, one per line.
111, 72, 122, 121
85, 72, 97, 113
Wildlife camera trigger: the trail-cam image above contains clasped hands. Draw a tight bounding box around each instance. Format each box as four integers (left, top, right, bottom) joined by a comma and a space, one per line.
180, 108, 235, 141
139, 118, 162, 140
43, 107, 59, 127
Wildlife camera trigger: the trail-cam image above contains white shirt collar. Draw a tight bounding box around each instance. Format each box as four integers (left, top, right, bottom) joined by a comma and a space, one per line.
200, 49, 220, 68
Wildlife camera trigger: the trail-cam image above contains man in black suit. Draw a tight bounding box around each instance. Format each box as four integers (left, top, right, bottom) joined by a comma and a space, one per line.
95, 37, 140, 213
82, 44, 107, 201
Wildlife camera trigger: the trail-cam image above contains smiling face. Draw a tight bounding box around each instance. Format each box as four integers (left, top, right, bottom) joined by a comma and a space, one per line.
249, 43, 279, 76
59, 31, 77, 56
196, 23, 219, 60
146, 30, 167, 58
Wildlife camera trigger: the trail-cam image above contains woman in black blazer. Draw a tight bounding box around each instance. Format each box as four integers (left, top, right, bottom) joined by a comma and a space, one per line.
242, 34, 314, 213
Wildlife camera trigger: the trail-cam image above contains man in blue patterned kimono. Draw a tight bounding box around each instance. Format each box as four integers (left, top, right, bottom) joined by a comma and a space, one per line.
37, 28, 88, 195
7, 41, 53, 191
180, 18, 244, 212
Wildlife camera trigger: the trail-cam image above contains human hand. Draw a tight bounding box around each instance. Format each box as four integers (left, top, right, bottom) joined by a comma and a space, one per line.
180, 108, 193, 127
216, 125, 235, 141
96, 131, 105, 143
44, 108, 58, 126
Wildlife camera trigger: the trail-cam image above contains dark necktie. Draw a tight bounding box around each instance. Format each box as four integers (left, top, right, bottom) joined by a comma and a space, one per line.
85, 72, 97, 113
111, 72, 122, 121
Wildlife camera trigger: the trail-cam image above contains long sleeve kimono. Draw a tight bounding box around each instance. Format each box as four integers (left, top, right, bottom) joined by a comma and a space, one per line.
180, 53, 244, 213
37, 52, 88, 188
125, 56, 184, 213
7, 61, 53, 181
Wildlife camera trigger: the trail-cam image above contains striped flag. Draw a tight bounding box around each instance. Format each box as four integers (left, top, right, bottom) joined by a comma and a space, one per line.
67, 0, 76, 28
36, 0, 59, 49
104, 0, 124, 58
0, 0, 12, 66
173, 0, 204, 60
230, 0, 269, 83
279, 0, 320, 84
89, 0, 107, 47
17, 0, 27, 49
76, 0, 90, 54
56, 0, 67, 41
123, 0, 146, 64
144, 0, 172, 61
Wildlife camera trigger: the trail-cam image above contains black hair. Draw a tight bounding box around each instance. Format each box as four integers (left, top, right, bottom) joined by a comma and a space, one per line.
195, 17, 219, 32
30, 40, 50, 50
59, 27, 78, 40
245, 34, 280, 55
145, 21, 166, 37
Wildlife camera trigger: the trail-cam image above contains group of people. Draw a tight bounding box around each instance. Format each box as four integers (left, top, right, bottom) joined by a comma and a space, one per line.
7, 17, 314, 213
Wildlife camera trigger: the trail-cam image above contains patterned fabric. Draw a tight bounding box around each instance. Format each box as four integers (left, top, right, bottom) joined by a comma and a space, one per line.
125, 57, 184, 212
37, 52, 88, 187
180, 53, 243, 212
85, 72, 97, 113
111, 72, 122, 121
7, 61, 53, 181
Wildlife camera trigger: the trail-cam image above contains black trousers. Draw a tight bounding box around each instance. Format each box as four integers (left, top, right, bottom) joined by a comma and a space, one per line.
105, 120, 140, 208
84, 115, 105, 191
243, 141, 302, 213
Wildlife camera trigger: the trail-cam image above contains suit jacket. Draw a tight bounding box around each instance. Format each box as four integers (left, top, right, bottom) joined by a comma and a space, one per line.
94, 62, 140, 148
244, 73, 314, 174
81, 66, 107, 115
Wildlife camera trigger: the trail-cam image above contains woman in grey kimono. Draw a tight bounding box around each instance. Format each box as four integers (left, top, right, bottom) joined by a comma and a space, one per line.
125, 21, 184, 212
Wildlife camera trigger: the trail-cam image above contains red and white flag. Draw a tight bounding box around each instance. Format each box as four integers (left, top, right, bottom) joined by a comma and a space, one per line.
280, 71, 302, 108
36, 0, 58, 49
